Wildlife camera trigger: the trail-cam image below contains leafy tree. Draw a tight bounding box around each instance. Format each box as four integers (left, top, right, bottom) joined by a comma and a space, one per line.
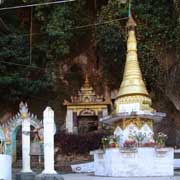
34, 1, 90, 60
0, 30, 52, 102
0, 0, 91, 104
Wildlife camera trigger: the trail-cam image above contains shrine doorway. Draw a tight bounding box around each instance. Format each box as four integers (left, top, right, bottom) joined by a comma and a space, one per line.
78, 116, 98, 134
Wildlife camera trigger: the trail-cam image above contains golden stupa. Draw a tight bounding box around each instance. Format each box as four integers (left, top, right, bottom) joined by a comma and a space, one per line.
115, 15, 154, 113
101, 14, 165, 133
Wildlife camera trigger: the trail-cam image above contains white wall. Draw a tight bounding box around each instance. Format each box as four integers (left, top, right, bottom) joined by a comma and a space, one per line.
0, 154, 12, 180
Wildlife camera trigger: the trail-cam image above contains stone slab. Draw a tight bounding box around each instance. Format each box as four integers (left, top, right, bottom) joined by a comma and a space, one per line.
16, 172, 36, 180
71, 162, 94, 173
35, 173, 64, 180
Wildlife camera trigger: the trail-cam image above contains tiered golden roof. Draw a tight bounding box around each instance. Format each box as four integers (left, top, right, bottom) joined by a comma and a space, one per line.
115, 16, 154, 112
64, 75, 110, 105
78, 75, 96, 103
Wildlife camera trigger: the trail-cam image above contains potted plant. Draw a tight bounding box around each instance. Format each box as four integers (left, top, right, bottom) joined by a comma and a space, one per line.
109, 138, 116, 148
101, 137, 109, 150
101, 135, 120, 149
134, 132, 146, 147
154, 132, 168, 148
120, 138, 137, 153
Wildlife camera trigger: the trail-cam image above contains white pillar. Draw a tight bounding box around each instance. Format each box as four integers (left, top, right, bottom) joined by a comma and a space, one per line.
21, 118, 32, 172
102, 109, 108, 117
65, 109, 73, 133
42, 107, 56, 174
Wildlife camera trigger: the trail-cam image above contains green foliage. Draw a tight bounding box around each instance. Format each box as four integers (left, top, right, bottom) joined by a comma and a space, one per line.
0, 32, 52, 102
0, 1, 90, 103
174, 1, 180, 59
96, 0, 127, 87
97, 24, 125, 87
0, 75, 51, 101
0, 3, 53, 103
35, 1, 90, 59
0, 0, 180, 105
134, 0, 178, 90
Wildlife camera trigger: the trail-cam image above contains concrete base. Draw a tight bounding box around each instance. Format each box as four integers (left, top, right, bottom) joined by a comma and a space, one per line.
91, 147, 174, 177
35, 173, 64, 180
16, 172, 36, 180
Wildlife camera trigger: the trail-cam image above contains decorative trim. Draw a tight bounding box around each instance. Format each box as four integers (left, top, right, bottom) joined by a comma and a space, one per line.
115, 118, 153, 130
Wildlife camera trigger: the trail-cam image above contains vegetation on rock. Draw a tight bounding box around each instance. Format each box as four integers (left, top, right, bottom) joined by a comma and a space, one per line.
0, 0, 179, 144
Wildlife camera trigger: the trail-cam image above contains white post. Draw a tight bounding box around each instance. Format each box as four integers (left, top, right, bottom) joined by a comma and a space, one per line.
102, 109, 108, 117
42, 107, 56, 174
65, 109, 73, 133
21, 117, 32, 172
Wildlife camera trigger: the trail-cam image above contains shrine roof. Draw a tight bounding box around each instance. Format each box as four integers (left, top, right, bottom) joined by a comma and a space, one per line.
63, 100, 111, 106
63, 75, 111, 107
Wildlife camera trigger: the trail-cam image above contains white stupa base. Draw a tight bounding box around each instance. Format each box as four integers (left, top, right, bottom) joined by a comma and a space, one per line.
91, 147, 174, 177
0, 154, 12, 180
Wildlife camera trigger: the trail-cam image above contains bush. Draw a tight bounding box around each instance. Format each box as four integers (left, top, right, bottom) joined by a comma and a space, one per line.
55, 132, 108, 155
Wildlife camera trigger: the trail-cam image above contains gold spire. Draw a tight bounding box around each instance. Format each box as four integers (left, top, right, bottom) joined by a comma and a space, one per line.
80, 75, 94, 97
115, 16, 154, 112
83, 74, 90, 88
126, 15, 137, 28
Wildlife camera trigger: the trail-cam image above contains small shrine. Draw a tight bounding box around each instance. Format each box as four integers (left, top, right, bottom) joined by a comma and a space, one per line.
64, 76, 110, 134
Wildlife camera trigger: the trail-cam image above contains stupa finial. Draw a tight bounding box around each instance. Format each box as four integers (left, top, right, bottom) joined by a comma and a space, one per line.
126, 15, 137, 29
126, 0, 136, 29
128, 0, 132, 17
